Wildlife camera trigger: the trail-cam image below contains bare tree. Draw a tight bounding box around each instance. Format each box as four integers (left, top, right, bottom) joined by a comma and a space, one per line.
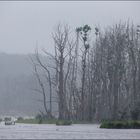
30, 50, 53, 118
30, 22, 140, 122
78, 25, 91, 120
52, 24, 70, 120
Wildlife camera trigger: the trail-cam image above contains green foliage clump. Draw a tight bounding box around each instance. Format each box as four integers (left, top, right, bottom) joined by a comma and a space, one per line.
35, 114, 43, 124
56, 120, 72, 126
17, 117, 23, 121
100, 120, 140, 129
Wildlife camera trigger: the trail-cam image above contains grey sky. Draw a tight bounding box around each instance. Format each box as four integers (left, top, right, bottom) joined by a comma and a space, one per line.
0, 1, 140, 54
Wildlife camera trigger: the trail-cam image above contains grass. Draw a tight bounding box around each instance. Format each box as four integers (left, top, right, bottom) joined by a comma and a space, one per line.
56, 120, 72, 125
16, 118, 140, 128
16, 118, 97, 125
100, 120, 140, 129
16, 117, 140, 128
16, 118, 58, 124
16, 119, 39, 124
73, 120, 99, 124
16, 118, 72, 125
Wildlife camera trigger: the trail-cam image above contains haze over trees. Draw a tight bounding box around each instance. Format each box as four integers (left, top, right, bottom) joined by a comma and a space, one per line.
31, 22, 140, 121
0, 53, 42, 116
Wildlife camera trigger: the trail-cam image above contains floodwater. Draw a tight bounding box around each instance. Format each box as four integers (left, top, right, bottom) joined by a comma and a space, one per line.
0, 123, 140, 139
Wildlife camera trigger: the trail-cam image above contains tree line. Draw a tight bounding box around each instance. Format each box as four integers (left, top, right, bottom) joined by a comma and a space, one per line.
30, 22, 140, 122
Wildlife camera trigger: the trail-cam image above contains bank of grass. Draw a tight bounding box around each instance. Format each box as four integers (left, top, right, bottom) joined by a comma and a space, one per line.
16, 117, 101, 125
16, 118, 58, 124
72, 120, 98, 124
100, 120, 140, 129
16, 118, 94, 125
16, 118, 73, 125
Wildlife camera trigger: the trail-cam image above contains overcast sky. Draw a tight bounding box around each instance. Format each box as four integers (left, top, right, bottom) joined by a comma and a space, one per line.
0, 1, 140, 54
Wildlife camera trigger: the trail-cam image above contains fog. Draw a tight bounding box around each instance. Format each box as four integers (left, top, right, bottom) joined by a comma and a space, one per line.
0, 1, 140, 117
0, 1, 140, 54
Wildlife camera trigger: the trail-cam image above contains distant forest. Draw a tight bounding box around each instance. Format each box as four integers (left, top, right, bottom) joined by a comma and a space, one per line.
31, 22, 140, 121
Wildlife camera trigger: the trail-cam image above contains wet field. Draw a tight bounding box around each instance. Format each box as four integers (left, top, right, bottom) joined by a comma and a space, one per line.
0, 123, 140, 139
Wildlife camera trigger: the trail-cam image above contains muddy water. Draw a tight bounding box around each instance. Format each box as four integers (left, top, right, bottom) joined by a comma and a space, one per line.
0, 123, 140, 139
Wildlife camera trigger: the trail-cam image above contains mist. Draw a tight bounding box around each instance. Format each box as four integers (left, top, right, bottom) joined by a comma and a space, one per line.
0, 1, 140, 54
